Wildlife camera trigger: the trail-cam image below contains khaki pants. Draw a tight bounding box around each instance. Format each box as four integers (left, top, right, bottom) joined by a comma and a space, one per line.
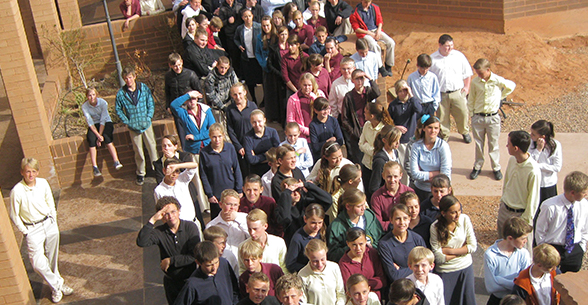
472, 114, 501, 171
130, 125, 159, 176
497, 202, 534, 255
438, 90, 469, 139
26, 217, 64, 291
192, 154, 210, 213
363, 31, 396, 67
333, 18, 354, 36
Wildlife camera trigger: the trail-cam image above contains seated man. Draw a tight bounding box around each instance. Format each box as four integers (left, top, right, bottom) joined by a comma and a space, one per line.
239, 209, 288, 274
324, 0, 354, 36
349, 0, 395, 76
137, 196, 201, 304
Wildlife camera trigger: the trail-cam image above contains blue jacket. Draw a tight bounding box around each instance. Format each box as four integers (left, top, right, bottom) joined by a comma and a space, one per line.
115, 82, 154, 133
234, 22, 262, 61
255, 33, 269, 72
170, 94, 216, 154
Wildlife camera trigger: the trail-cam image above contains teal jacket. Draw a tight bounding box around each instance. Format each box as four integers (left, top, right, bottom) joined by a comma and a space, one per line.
115, 82, 154, 133
326, 208, 383, 262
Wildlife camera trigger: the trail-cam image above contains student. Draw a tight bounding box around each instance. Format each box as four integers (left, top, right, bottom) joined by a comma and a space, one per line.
281, 122, 314, 177
370, 162, 414, 231
350, 38, 383, 80
235, 8, 263, 104
406, 54, 440, 117
308, 141, 365, 195
329, 164, 363, 223
275, 273, 307, 305
349, 0, 395, 76
420, 174, 452, 221
328, 57, 355, 119
205, 56, 240, 112
276, 178, 332, 245
305, 54, 332, 97
484, 217, 532, 305
170, 90, 216, 155
513, 244, 561, 305
244, 110, 281, 177
535, 171, 588, 273
306, 1, 328, 30
120, 0, 141, 30
262, 148, 279, 198
137, 196, 201, 305
529, 120, 563, 204
184, 17, 200, 51
286, 73, 326, 139
226, 82, 258, 177
281, 35, 309, 95
341, 69, 380, 164
368, 125, 401, 195
402, 192, 433, 248
180, 0, 210, 39
204, 225, 228, 257
359, 101, 394, 194
184, 28, 221, 78
309, 97, 344, 162
387, 279, 429, 305
238, 240, 284, 298
174, 241, 239, 305
239, 209, 289, 274
285, 204, 326, 273
238, 272, 281, 305
409, 115, 452, 203
339, 228, 387, 299
282, 2, 299, 30
324, 0, 354, 35
498, 131, 540, 251
115, 66, 159, 186
379, 204, 426, 282
290, 10, 314, 51
218, 0, 244, 77
345, 274, 381, 305
82, 87, 122, 176
324, 38, 344, 81
267, 25, 290, 124
468, 58, 516, 181
430, 195, 477, 305
240, 175, 281, 236
327, 188, 383, 262
407, 246, 445, 305
206, 189, 251, 274
200, 123, 243, 219
209, 16, 225, 49
309, 26, 329, 55
271, 144, 306, 201
299, 239, 346, 305
257, 16, 280, 121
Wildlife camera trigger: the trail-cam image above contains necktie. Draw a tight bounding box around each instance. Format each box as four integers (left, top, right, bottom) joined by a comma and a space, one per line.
565, 205, 575, 253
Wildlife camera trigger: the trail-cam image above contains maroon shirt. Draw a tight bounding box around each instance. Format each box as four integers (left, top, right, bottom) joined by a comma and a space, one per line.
308, 17, 328, 31
239, 262, 284, 298
239, 195, 283, 236
370, 183, 414, 231
350, 90, 367, 127
338, 246, 387, 298
310, 68, 331, 99
281, 52, 309, 90
328, 53, 343, 80
120, 0, 141, 18
290, 24, 315, 47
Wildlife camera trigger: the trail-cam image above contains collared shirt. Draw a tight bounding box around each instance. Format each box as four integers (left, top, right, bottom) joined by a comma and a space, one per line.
10, 178, 56, 235
409, 137, 452, 192
370, 183, 414, 231
239, 195, 283, 236
338, 247, 386, 298
429, 49, 473, 92
299, 261, 346, 305
535, 194, 588, 252
350, 51, 380, 80
388, 97, 423, 144
175, 257, 239, 305
206, 212, 250, 274
407, 272, 445, 305
238, 233, 289, 274
154, 168, 197, 223
378, 230, 426, 281
285, 227, 322, 273
483, 240, 531, 298
501, 156, 541, 224
328, 76, 354, 118
528, 139, 563, 187
261, 170, 274, 198
430, 214, 477, 273
357, 4, 376, 30
226, 101, 257, 151
280, 138, 314, 177
407, 70, 441, 110
308, 116, 344, 163
467, 72, 516, 115
529, 264, 552, 305
359, 121, 385, 169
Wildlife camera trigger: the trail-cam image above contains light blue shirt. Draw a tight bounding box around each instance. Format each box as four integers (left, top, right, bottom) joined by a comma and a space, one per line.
409, 137, 452, 192
484, 240, 531, 298
351, 51, 379, 80
280, 138, 314, 177
407, 70, 441, 111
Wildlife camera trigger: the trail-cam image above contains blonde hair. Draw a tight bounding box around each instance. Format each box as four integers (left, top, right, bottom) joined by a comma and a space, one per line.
338, 188, 366, 214
533, 244, 560, 269
299, 73, 318, 95
304, 239, 328, 257
203, 225, 228, 241
240, 240, 264, 259
275, 273, 303, 297
21, 158, 39, 171
220, 189, 240, 203
247, 208, 268, 225
209, 123, 225, 135
407, 246, 435, 266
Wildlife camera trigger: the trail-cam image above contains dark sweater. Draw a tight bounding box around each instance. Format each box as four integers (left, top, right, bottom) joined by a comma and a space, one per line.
387, 97, 422, 144
174, 257, 239, 305
164, 68, 201, 109
271, 167, 306, 202
378, 230, 426, 282
285, 227, 322, 273
226, 101, 257, 152
199, 142, 243, 200
308, 116, 344, 162
238, 263, 284, 298
243, 127, 281, 176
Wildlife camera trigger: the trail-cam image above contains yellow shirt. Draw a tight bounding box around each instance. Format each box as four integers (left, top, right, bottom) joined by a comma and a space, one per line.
467, 72, 516, 115
10, 178, 56, 235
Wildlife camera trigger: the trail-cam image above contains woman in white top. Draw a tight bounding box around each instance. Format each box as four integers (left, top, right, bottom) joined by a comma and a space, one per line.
308, 141, 364, 194
345, 274, 381, 305
299, 239, 346, 305
529, 120, 562, 204
430, 195, 477, 305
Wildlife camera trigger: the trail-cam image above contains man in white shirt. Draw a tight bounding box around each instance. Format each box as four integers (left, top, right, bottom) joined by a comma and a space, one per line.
429, 34, 474, 143
328, 57, 355, 119
10, 158, 74, 303
207, 189, 250, 274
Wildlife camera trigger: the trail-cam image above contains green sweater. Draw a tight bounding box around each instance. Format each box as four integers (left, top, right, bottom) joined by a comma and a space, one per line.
326, 208, 383, 262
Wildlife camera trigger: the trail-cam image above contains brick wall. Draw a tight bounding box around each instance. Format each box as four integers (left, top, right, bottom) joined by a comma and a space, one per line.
504, 0, 588, 19
51, 119, 176, 187
17, 0, 42, 59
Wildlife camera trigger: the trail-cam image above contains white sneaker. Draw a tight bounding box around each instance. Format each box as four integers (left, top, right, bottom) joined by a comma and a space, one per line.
52, 289, 63, 303
61, 284, 74, 296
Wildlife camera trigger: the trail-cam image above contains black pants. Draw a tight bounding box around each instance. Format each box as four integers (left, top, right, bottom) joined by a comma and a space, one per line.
163, 276, 185, 305
552, 243, 584, 273
486, 294, 502, 305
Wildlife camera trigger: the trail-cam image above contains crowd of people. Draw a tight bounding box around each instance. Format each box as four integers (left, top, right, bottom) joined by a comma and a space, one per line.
8, 0, 587, 304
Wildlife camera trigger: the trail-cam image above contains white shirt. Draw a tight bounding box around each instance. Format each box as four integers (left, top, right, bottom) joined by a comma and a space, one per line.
262, 170, 274, 198
359, 121, 385, 170
299, 261, 346, 305
328, 76, 354, 118
280, 138, 314, 177
181, 5, 203, 38
10, 178, 57, 235
238, 233, 289, 274
528, 139, 562, 188
429, 49, 473, 93
302, 2, 325, 20
308, 158, 365, 193
244, 25, 255, 58
430, 214, 477, 273
154, 168, 197, 222
407, 272, 445, 305
206, 212, 250, 273
529, 264, 552, 305
535, 194, 588, 252
345, 292, 380, 305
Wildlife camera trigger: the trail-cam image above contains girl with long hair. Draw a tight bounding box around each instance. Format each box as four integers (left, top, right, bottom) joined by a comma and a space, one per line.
329, 164, 362, 223
308, 141, 364, 195
281, 35, 309, 94
286, 73, 326, 138
267, 25, 289, 124
299, 239, 346, 305
368, 125, 402, 195
305, 53, 331, 97
529, 120, 562, 204
285, 204, 326, 273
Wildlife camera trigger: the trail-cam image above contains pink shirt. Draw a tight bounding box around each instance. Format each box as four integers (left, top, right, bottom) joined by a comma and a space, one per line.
286, 90, 326, 138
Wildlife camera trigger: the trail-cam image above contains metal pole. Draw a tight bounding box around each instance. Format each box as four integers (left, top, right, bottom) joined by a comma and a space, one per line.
103, 0, 124, 87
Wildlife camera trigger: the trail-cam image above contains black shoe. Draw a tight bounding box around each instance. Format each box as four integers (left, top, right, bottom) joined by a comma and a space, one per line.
469, 169, 480, 180
493, 170, 503, 181
462, 133, 472, 143
379, 66, 392, 77
385, 64, 393, 74
136, 175, 145, 186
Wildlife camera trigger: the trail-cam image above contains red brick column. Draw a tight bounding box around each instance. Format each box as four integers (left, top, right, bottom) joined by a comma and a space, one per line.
56, 0, 83, 29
